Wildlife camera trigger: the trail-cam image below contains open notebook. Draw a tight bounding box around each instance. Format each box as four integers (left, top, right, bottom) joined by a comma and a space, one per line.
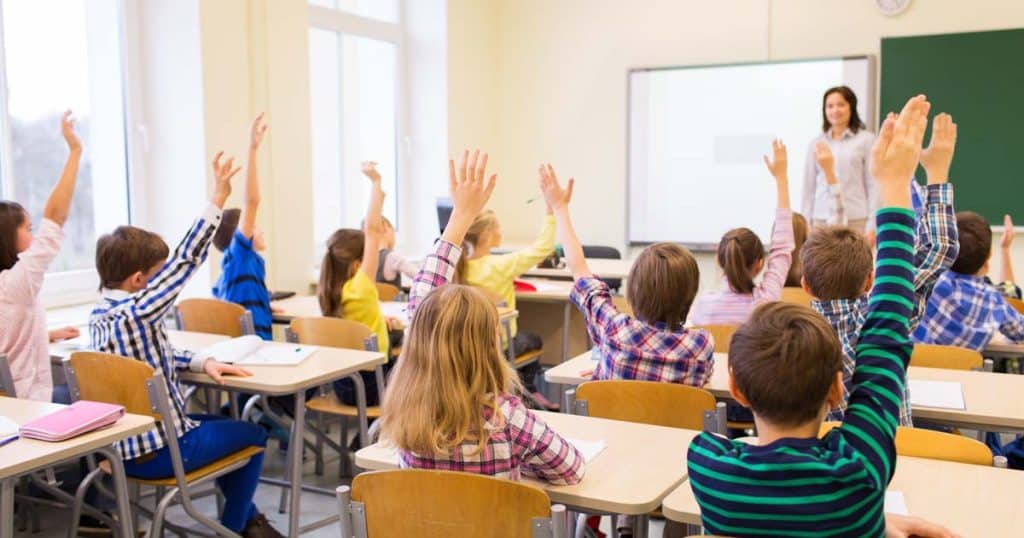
0, 415, 18, 447
197, 335, 317, 366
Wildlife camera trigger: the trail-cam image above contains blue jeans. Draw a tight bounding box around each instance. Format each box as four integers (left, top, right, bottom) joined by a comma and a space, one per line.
122, 414, 268, 532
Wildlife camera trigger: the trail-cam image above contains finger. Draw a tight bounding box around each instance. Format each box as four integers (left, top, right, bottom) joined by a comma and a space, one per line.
213, 151, 224, 170
763, 154, 772, 171
209, 369, 224, 385
466, 149, 479, 183
566, 178, 575, 201
872, 115, 895, 164
448, 158, 457, 191
458, 149, 469, 184
484, 173, 497, 199
226, 165, 242, 181
477, 152, 489, 183
1005, 214, 1014, 228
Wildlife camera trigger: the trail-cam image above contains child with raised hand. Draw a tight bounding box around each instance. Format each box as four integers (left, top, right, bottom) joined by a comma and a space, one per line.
687, 95, 957, 537
992, 214, 1022, 299
689, 139, 795, 325
0, 111, 82, 401
379, 150, 584, 486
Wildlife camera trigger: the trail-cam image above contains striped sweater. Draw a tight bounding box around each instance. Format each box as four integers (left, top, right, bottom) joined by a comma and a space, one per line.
686, 207, 916, 537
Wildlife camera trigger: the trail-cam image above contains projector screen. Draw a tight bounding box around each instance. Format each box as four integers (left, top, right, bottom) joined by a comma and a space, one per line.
628, 57, 874, 247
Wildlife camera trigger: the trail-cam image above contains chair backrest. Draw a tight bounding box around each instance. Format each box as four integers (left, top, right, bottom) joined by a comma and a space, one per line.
575, 380, 717, 430
347, 469, 554, 537
375, 282, 401, 302
581, 245, 622, 260
780, 287, 813, 308
819, 422, 992, 466
288, 317, 377, 351
1007, 296, 1024, 315
175, 298, 252, 337
695, 324, 738, 354
66, 351, 160, 419
910, 343, 983, 371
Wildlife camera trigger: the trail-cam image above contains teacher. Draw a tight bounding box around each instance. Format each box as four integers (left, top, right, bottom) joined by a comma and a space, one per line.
802, 86, 876, 233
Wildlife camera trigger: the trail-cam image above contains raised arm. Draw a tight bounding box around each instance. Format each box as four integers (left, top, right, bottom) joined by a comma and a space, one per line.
756, 140, 795, 300
359, 161, 387, 282
41, 111, 83, 227
1000, 214, 1016, 285
238, 113, 268, 239
816, 141, 849, 226
538, 164, 588, 279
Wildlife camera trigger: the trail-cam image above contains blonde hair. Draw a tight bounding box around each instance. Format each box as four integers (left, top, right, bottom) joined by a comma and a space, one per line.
379, 284, 521, 456
453, 210, 499, 283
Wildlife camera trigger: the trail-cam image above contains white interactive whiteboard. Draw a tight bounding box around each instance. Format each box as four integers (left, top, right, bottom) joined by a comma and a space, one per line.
628, 57, 875, 247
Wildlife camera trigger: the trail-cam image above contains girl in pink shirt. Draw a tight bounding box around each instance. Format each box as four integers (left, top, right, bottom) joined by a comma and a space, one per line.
0, 111, 83, 401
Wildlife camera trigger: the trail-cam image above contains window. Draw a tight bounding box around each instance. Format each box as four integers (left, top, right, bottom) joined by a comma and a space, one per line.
0, 0, 130, 290
308, 1, 403, 250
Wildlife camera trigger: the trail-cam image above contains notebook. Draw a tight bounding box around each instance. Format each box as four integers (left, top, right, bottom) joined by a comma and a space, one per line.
0, 415, 18, 447
907, 380, 966, 410
197, 335, 317, 366
565, 437, 607, 463
19, 401, 124, 442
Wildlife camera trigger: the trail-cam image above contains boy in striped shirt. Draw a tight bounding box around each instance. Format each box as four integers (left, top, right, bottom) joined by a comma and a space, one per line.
687, 96, 957, 537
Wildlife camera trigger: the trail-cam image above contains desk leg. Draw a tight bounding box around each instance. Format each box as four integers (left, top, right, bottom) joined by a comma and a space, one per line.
561, 302, 571, 363
97, 446, 135, 538
0, 478, 13, 538
287, 390, 307, 538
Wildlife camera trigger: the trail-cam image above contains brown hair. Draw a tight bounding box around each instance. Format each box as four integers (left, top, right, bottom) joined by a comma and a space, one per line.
318, 228, 365, 317
951, 211, 992, 275
0, 201, 27, 271
379, 284, 521, 456
730, 302, 843, 427
95, 226, 170, 289
453, 210, 499, 284
785, 213, 809, 287
627, 242, 700, 327
822, 86, 865, 134
717, 228, 764, 294
800, 226, 873, 300
213, 208, 241, 252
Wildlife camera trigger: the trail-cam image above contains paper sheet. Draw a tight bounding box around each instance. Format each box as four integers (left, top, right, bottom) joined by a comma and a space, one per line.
565, 437, 607, 462
235, 344, 317, 366
908, 380, 966, 410
885, 490, 909, 515
379, 302, 410, 324
0, 415, 19, 447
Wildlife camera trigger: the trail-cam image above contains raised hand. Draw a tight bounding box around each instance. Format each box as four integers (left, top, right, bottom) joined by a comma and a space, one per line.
362, 161, 382, 184
871, 95, 931, 207
211, 151, 242, 208
61, 110, 81, 153
919, 113, 957, 184
763, 139, 788, 181
538, 164, 575, 213
1002, 215, 1015, 250
249, 112, 269, 151
814, 141, 837, 184
448, 149, 497, 216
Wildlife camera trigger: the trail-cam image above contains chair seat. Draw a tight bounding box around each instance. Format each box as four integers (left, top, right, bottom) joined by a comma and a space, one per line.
306, 394, 381, 419
103, 446, 265, 487
513, 350, 543, 368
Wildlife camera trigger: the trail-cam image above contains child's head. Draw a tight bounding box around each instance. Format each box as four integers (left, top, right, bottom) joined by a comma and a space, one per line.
0, 201, 30, 271
380, 284, 520, 456
317, 228, 365, 316
800, 226, 874, 300
95, 226, 170, 291
729, 302, 844, 428
717, 228, 764, 294
627, 242, 700, 327
213, 209, 267, 253
453, 210, 501, 283
786, 213, 809, 287
951, 211, 992, 276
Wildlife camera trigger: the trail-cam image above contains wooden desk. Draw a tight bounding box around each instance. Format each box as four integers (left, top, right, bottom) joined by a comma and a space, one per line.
355, 410, 695, 515
515, 279, 592, 364
547, 352, 1024, 432
523, 258, 634, 281
271, 295, 517, 325
661, 455, 1024, 536
0, 397, 154, 538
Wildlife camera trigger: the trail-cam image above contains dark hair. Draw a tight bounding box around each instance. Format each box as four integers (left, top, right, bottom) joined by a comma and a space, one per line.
627, 242, 700, 327
717, 228, 764, 294
822, 86, 865, 134
952, 211, 992, 275
318, 228, 365, 317
800, 226, 873, 300
95, 226, 170, 289
730, 302, 843, 427
213, 208, 242, 252
785, 213, 809, 287
0, 201, 27, 271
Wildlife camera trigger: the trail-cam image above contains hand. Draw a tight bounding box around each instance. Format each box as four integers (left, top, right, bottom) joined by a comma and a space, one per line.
1001, 214, 1015, 250
385, 316, 405, 331
448, 149, 497, 216
48, 326, 80, 342
538, 164, 575, 213
249, 112, 268, 151
871, 96, 931, 205
202, 360, 253, 385
361, 161, 382, 184
884, 514, 960, 538
919, 113, 957, 184
211, 151, 241, 207
864, 229, 877, 249
61, 110, 82, 153
763, 139, 788, 181
814, 141, 837, 183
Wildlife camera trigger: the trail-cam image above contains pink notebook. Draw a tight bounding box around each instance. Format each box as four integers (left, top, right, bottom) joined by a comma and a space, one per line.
20, 401, 125, 442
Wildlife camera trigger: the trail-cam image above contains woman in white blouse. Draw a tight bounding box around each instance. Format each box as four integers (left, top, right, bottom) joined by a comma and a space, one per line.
802, 86, 875, 232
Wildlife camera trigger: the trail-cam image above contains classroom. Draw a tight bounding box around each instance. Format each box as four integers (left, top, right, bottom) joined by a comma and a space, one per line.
2, 1, 1024, 537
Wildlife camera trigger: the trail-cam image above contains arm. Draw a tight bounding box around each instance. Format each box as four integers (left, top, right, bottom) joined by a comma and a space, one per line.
488, 215, 556, 280
756, 140, 795, 300
42, 111, 83, 227
508, 399, 585, 485
538, 163, 589, 279
1000, 214, 1016, 285
238, 113, 267, 239
997, 300, 1024, 343
816, 140, 849, 226
801, 141, 818, 218
383, 250, 420, 280
359, 162, 386, 282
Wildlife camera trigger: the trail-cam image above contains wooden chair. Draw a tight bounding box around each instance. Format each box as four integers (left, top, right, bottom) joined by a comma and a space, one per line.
374, 282, 402, 302
476, 286, 544, 370
174, 298, 254, 337
64, 351, 263, 537
571, 380, 725, 433
1007, 296, 1024, 315
336, 469, 568, 537
780, 286, 813, 308
819, 422, 993, 466
695, 324, 737, 354
910, 344, 984, 371
0, 354, 15, 397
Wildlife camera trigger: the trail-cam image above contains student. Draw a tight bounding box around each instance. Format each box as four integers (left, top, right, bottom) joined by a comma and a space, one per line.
317, 162, 396, 406
990, 214, 1022, 299
913, 210, 1024, 350
375, 217, 418, 288
212, 113, 274, 340
784, 212, 808, 287
453, 188, 558, 410
89, 153, 284, 538
0, 111, 81, 402
689, 140, 795, 325
539, 164, 713, 386
802, 112, 959, 426
380, 149, 584, 485
687, 95, 955, 537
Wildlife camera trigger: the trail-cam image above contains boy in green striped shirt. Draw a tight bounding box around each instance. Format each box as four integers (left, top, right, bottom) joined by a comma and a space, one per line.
687, 95, 958, 538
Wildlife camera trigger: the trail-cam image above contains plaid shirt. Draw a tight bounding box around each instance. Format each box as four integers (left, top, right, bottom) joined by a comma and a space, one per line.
89, 205, 220, 460
570, 277, 714, 385
403, 239, 584, 485
913, 271, 1024, 351
812, 183, 958, 426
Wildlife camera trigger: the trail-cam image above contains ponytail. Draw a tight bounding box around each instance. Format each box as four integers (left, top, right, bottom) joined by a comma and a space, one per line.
318, 229, 366, 317
717, 228, 763, 295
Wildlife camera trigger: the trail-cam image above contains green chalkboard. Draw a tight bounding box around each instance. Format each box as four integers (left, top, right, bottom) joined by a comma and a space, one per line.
881, 28, 1024, 224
